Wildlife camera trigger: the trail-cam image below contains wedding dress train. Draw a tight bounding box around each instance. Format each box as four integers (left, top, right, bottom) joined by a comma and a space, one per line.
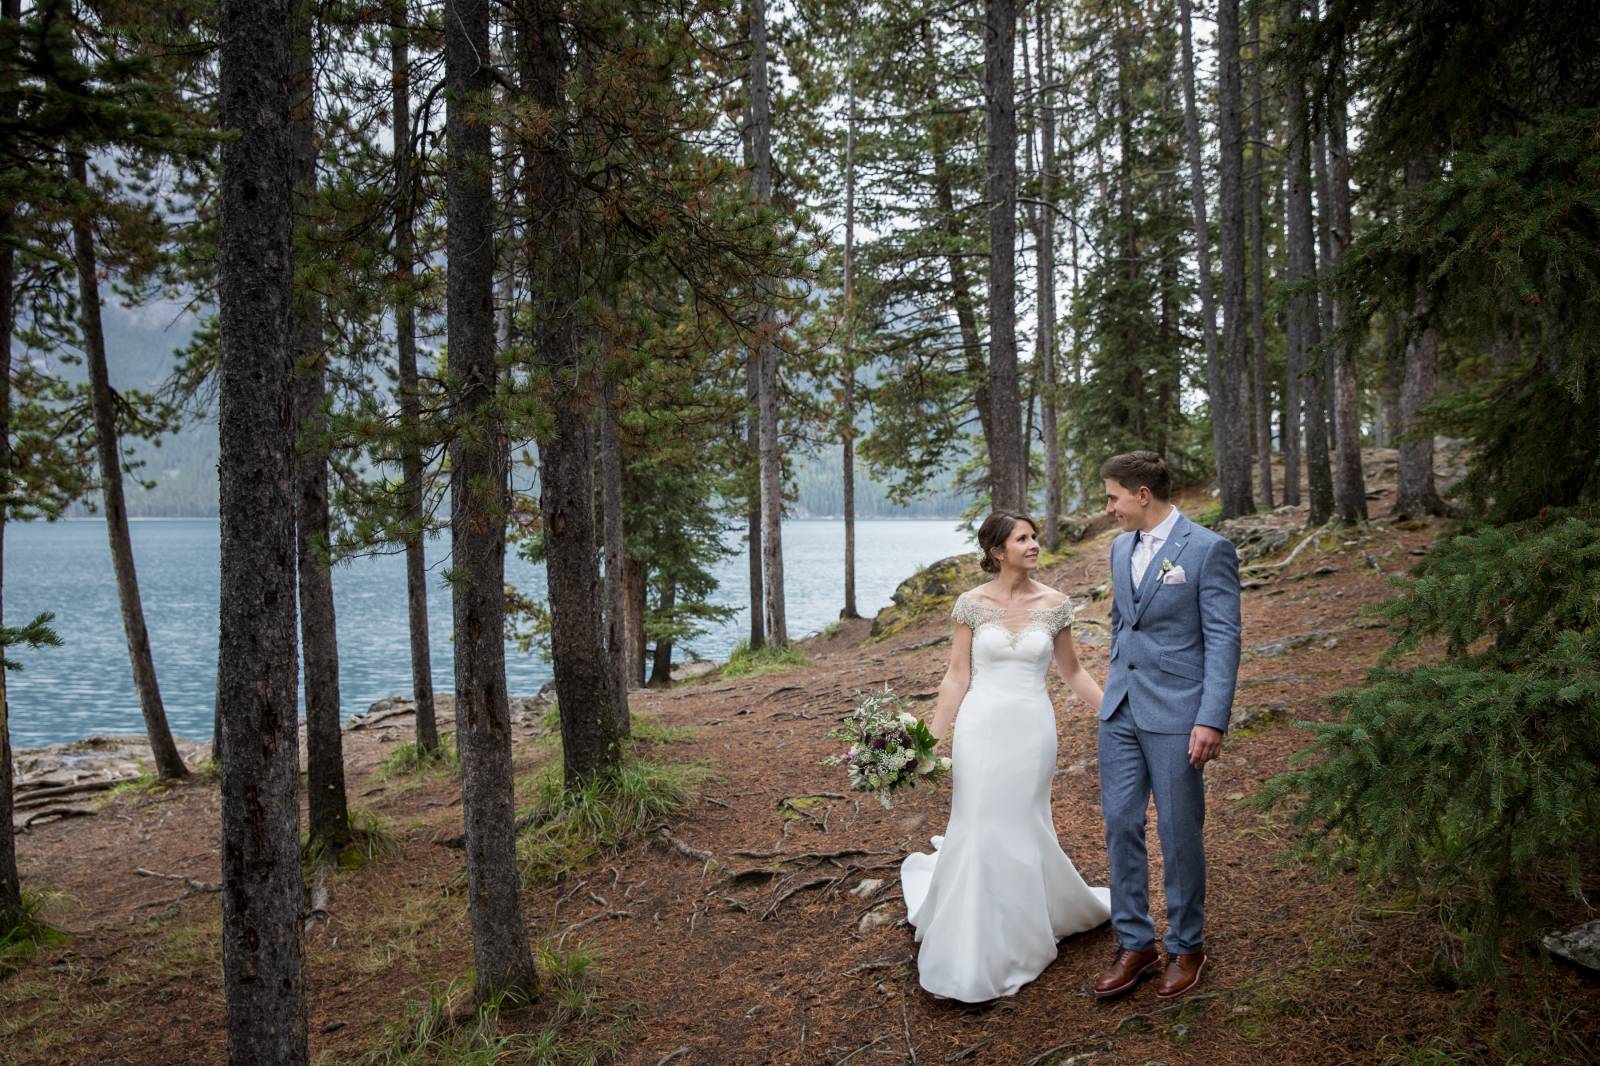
900, 591, 1111, 1002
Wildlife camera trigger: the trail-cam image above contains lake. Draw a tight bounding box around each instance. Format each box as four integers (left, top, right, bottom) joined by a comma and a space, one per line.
4, 518, 974, 748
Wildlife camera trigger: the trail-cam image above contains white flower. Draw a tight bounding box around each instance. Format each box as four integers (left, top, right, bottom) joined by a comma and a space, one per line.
895, 711, 919, 729
938, 756, 953, 771
916, 754, 935, 774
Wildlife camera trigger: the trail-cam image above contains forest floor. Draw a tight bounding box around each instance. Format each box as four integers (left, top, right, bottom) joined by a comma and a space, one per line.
6, 464, 1599, 1065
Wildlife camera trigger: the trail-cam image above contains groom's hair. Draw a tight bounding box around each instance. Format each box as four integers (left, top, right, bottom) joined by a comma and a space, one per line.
1100, 451, 1171, 501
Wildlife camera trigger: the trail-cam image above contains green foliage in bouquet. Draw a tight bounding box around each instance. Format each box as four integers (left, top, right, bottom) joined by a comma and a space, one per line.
1252, 509, 1600, 986
825, 686, 950, 808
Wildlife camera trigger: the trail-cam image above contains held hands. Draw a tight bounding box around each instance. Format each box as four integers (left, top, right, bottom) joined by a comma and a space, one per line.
1187, 724, 1223, 768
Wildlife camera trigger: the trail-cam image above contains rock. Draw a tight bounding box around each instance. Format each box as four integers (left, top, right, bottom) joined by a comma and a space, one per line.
849, 878, 884, 900
537, 678, 559, 701
1247, 628, 1343, 659
671, 659, 720, 683
858, 901, 900, 933
1311, 565, 1339, 577
1233, 703, 1290, 732
869, 553, 982, 639
1215, 515, 1293, 562
365, 694, 412, 716
1058, 512, 1118, 544
1544, 919, 1600, 972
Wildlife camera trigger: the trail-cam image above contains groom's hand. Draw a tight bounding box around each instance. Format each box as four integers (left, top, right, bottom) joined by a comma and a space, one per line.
1188, 725, 1223, 768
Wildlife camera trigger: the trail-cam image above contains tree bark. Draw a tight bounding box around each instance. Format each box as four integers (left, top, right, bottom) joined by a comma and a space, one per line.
1279, 155, 1300, 505
745, 357, 763, 650
1324, 43, 1366, 522
70, 153, 187, 782
1214, 0, 1253, 515
520, 0, 626, 784
0, 0, 21, 930
623, 555, 646, 687
1394, 158, 1448, 518
1034, 0, 1062, 549
984, 0, 1023, 510
218, 0, 309, 1056
391, 0, 437, 755
598, 376, 634, 724
840, 9, 860, 617
749, 0, 787, 646
1283, 0, 1332, 523
1247, 3, 1273, 506
291, 0, 349, 849
648, 579, 676, 687
1178, 0, 1228, 505
449, 0, 538, 1002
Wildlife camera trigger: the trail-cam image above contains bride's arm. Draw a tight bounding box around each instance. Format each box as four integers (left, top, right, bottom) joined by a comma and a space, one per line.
928, 623, 973, 746
1052, 626, 1103, 713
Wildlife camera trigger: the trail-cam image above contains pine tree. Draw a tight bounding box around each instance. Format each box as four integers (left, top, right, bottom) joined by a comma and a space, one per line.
216, 0, 309, 1056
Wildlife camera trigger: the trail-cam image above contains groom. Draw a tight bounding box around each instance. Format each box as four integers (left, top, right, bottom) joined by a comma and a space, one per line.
1092, 451, 1240, 1000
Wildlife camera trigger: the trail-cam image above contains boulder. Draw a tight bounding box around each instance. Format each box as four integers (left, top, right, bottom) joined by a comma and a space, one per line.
671, 659, 720, 683
1544, 919, 1600, 972
869, 552, 981, 639
1215, 515, 1293, 562
1058, 511, 1118, 544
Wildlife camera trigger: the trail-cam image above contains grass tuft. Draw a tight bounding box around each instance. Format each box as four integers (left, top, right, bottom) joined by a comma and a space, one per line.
516, 758, 713, 884
302, 807, 400, 872
356, 939, 629, 1065
720, 640, 809, 679
381, 733, 461, 777
0, 888, 70, 978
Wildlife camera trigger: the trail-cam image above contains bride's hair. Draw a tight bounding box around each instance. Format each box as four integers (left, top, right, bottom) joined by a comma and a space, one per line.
977, 510, 1037, 573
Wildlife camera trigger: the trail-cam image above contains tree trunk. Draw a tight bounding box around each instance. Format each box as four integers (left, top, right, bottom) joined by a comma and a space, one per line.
623, 555, 646, 687
1034, 0, 1062, 549
1247, 3, 1273, 506
70, 153, 187, 781
0, 0, 20, 929
1324, 45, 1366, 522
598, 376, 633, 727
391, 0, 437, 754
218, 0, 309, 1056
521, 0, 626, 785
291, 0, 349, 849
648, 579, 676, 688
745, 359, 763, 650
918, 24, 994, 461
1213, 0, 1253, 515
840, 10, 860, 617
1279, 156, 1300, 506
1283, 1, 1332, 523
749, 0, 787, 646
984, 0, 1023, 510
449, 0, 538, 1002
1178, 0, 1229, 506
1394, 158, 1448, 518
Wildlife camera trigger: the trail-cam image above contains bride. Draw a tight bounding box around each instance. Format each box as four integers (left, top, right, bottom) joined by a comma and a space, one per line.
901, 509, 1111, 1002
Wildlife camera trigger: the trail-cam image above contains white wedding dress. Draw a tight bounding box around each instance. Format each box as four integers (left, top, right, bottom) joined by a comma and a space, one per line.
900, 590, 1111, 1002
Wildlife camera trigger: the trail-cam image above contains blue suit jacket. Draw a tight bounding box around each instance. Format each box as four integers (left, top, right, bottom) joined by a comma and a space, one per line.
1099, 512, 1241, 735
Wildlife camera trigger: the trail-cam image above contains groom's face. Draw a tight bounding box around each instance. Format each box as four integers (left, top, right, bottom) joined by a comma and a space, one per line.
1103, 478, 1152, 532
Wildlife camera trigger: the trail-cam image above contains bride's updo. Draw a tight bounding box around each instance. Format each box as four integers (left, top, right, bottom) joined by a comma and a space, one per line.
977, 510, 1037, 574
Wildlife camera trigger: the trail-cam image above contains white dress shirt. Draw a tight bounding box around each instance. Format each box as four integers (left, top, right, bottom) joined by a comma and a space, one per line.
1131, 505, 1182, 589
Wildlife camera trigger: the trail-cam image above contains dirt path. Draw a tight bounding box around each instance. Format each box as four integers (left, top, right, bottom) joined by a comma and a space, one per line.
5, 491, 1597, 1065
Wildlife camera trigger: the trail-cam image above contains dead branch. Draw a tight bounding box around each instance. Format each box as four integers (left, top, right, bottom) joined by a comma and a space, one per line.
833, 1035, 894, 1065
843, 955, 912, 976
945, 1037, 994, 1062
761, 875, 839, 920
556, 909, 632, 944
900, 993, 918, 1065
135, 867, 220, 894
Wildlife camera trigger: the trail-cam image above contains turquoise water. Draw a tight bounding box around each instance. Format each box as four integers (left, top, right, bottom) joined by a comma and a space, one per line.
4, 518, 973, 747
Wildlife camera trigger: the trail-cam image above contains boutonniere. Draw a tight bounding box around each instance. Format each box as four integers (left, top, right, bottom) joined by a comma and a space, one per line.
1160, 559, 1175, 575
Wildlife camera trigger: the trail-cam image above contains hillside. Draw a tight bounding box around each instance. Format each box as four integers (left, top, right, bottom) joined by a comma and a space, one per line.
7, 467, 1597, 1064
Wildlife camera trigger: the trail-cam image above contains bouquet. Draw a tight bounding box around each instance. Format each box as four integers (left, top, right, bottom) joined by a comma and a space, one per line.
824, 685, 952, 808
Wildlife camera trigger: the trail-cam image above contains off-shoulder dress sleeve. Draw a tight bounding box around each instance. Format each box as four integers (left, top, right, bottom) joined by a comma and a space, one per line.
1040, 596, 1075, 637
951, 591, 981, 629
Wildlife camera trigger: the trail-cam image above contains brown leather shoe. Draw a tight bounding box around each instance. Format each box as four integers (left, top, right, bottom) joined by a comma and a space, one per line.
1155, 952, 1207, 999
1093, 945, 1161, 998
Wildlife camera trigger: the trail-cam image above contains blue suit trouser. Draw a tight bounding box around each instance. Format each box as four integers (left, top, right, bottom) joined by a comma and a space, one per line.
1097, 696, 1206, 955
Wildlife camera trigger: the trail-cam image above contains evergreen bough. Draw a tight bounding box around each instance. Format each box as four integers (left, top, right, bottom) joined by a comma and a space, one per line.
1254, 508, 1600, 985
